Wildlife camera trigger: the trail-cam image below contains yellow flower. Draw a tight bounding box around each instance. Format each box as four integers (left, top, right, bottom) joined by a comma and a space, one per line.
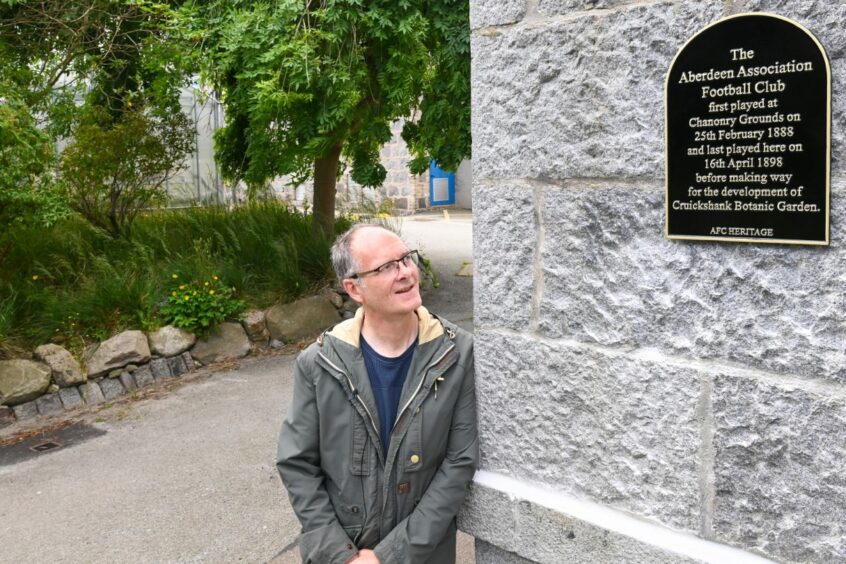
212, 275, 219, 281
171, 273, 178, 279
179, 284, 186, 290
184, 295, 190, 301
204, 281, 209, 286
209, 290, 215, 295
31, 275, 39, 281
192, 291, 197, 295
171, 291, 177, 297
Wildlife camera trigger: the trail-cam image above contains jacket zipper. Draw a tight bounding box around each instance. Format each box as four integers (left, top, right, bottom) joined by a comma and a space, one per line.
318, 352, 380, 441
394, 341, 455, 427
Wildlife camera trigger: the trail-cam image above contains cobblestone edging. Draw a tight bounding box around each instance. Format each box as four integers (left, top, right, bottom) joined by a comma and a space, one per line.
0, 289, 359, 430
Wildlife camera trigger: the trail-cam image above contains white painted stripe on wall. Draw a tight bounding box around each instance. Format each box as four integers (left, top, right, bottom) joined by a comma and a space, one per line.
473, 470, 775, 564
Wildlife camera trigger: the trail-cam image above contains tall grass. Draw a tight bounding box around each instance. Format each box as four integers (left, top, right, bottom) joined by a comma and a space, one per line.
0, 202, 348, 357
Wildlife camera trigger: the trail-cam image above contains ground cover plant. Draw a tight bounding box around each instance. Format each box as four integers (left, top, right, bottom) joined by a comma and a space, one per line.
0, 202, 349, 358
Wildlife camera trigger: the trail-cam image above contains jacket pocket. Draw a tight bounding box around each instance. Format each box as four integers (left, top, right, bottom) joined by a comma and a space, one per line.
350, 410, 370, 476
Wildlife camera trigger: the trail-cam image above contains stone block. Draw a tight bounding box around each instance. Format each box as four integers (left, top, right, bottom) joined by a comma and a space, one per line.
712, 375, 846, 561
0, 405, 15, 427
58, 387, 84, 410
146, 325, 196, 357
34, 344, 85, 387
79, 382, 105, 406
538, 184, 846, 382
119, 371, 137, 392
265, 296, 341, 344
12, 400, 39, 421
167, 355, 188, 378
150, 358, 173, 380
241, 309, 269, 341
0, 359, 51, 406
35, 393, 63, 416
473, 182, 535, 330
98, 378, 125, 401
470, 0, 526, 29
462, 481, 699, 564
133, 365, 155, 388
538, 0, 628, 16
475, 330, 701, 531
475, 540, 537, 564
181, 352, 195, 373
190, 322, 251, 365
470, 1, 723, 180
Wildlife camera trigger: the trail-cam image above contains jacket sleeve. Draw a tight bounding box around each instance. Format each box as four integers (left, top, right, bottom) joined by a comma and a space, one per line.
276, 353, 358, 564
373, 350, 479, 564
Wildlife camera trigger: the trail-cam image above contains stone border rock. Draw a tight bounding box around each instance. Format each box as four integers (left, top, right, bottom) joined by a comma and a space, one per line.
0, 288, 357, 429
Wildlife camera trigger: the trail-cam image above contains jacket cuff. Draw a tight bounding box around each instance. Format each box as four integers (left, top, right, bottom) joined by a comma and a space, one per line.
299, 522, 359, 564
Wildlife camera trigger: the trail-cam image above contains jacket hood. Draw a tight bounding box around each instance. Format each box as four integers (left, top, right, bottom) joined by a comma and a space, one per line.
326, 305, 444, 348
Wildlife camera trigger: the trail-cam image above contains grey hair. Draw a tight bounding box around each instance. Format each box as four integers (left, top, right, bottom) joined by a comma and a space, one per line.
330, 223, 398, 286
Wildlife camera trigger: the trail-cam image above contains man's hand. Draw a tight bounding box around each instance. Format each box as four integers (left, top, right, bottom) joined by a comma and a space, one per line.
346, 548, 380, 563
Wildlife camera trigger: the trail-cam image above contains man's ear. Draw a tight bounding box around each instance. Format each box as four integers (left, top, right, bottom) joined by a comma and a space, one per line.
343, 278, 364, 304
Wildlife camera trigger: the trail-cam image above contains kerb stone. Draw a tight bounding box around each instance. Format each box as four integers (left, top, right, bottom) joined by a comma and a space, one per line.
98, 378, 125, 401
0, 405, 15, 427
119, 372, 137, 392
12, 400, 39, 421
167, 355, 188, 378
35, 393, 63, 416
58, 387, 84, 410
150, 358, 173, 380
133, 365, 154, 388
79, 382, 105, 406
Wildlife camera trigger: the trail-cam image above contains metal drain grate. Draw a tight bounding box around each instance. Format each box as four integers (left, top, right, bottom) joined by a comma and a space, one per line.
30, 441, 61, 453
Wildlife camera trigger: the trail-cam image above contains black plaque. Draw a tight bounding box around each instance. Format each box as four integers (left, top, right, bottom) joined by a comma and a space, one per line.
665, 13, 831, 245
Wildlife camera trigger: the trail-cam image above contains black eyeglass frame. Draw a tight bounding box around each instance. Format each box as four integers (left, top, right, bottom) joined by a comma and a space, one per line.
346, 250, 420, 280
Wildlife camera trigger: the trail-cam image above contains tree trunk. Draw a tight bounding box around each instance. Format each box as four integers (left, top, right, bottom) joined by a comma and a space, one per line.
312, 143, 343, 238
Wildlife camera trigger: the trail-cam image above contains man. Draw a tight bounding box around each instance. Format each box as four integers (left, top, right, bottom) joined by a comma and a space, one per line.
276, 224, 478, 563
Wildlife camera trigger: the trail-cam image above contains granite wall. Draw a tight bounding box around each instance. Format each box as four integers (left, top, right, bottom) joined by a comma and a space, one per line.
464, 1, 846, 562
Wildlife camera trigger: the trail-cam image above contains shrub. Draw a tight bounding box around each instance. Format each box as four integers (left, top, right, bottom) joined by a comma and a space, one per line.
160, 274, 246, 336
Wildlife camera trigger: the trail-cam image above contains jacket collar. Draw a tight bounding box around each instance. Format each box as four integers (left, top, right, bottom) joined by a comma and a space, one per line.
325, 305, 445, 349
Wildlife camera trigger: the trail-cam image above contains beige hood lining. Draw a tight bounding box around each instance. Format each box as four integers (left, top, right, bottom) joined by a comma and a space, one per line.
327, 305, 444, 348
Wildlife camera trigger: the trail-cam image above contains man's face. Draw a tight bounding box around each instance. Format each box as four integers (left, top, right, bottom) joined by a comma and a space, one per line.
343, 227, 422, 319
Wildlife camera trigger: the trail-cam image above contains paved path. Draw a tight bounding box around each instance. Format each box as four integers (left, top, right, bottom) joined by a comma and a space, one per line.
0, 210, 474, 563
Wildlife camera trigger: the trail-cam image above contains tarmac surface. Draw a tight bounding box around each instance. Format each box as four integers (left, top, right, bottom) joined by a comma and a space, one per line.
0, 210, 474, 563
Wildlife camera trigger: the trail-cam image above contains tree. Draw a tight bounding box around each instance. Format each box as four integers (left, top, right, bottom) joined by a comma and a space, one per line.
191, 0, 471, 235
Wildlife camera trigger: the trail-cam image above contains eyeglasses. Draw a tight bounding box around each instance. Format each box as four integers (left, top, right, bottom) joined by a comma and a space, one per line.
347, 250, 420, 279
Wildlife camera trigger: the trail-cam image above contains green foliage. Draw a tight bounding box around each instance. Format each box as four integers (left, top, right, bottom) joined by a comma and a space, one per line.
0, 202, 349, 352
60, 108, 194, 238
190, 0, 471, 209
160, 274, 246, 336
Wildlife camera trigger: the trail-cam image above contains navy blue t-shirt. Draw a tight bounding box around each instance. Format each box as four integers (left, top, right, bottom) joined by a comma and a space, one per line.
360, 335, 416, 454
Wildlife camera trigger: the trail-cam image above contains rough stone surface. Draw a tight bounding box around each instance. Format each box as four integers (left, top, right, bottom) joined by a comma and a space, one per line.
461, 483, 698, 564
265, 296, 341, 343
86, 330, 151, 378
320, 288, 344, 310
538, 184, 846, 383
147, 325, 196, 357
108, 369, 122, 379
167, 355, 188, 378
132, 365, 154, 388
79, 382, 105, 406
12, 400, 38, 421
35, 393, 63, 416
470, 2, 723, 181
538, 0, 623, 16
476, 331, 701, 530
119, 372, 137, 392
712, 375, 846, 561
58, 387, 84, 410
0, 360, 52, 406
98, 378, 125, 401
180, 352, 195, 372
470, 0, 525, 29
474, 182, 535, 330
33, 344, 85, 387
47, 384, 59, 394
190, 322, 251, 365
0, 405, 15, 427
150, 358, 173, 380
241, 309, 269, 342
475, 540, 537, 564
